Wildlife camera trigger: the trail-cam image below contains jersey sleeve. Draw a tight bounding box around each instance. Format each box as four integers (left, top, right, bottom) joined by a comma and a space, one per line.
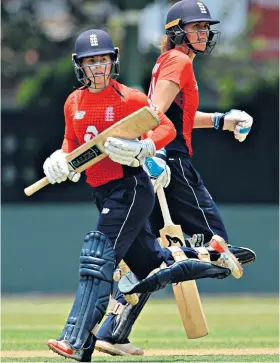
127, 90, 176, 150
158, 52, 192, 90
61, 96, 79, 153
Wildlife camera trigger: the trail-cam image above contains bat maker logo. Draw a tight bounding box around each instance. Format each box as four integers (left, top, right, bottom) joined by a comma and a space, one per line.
165, 235, 184, 247
68, 145, 102, 169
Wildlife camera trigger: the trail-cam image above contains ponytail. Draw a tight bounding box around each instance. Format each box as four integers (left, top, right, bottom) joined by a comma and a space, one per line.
160, 35, 175, 54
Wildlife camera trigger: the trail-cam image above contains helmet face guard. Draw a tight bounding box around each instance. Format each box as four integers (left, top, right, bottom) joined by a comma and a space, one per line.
165, 0, 221, 56
72, 48, 120, 89
166, 23, 220, 56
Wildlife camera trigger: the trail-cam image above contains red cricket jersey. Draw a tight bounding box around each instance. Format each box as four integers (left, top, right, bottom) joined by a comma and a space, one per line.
148, 48, 199, 156
62, 79, 176, 187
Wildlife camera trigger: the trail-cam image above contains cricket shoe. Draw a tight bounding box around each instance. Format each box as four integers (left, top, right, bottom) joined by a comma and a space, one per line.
96, 340, 144, 356
209, 235, 243, 279
47, 339, 83, 361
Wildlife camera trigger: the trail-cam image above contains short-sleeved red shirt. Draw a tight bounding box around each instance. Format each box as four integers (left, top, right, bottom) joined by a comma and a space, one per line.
148, 48, 199, 156
62, 79, 176, 187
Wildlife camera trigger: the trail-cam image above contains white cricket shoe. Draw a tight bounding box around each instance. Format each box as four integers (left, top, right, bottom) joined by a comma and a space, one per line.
47, 339, 83, 361
210, 235, 243, 279
96, 340, 144, 356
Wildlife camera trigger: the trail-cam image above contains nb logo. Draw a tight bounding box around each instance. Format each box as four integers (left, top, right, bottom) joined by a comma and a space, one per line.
101, 208, 110, 214
74, 111, 86, 120
165, 235, 184, 247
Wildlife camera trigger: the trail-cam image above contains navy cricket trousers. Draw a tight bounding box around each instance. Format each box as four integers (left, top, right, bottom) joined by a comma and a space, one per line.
150, 157, 228, 242
92, 169, 164, 280
96, 158, 228, 345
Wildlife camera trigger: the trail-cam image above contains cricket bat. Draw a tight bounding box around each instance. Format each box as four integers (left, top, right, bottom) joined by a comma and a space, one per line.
113, 260, 139, 306
157, 186, 209, 339
24, 106, 159, 196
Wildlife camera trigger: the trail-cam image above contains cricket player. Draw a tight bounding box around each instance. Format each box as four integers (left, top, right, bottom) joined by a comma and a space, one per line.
95, 0, 256, 356
44, 28, 241, 362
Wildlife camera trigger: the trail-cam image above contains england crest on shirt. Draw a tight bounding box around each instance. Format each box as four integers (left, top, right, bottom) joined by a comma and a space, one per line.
105, 107, 114, 121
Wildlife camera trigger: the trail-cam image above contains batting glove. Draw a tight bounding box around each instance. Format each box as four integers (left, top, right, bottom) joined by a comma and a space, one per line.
104, 137, 156, 167
213, 109, 253, 142
143, 149, 171, 192
43, 149, 81, 184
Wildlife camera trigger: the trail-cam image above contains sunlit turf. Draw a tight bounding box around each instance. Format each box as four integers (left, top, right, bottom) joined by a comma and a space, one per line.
1, 295, 279, 362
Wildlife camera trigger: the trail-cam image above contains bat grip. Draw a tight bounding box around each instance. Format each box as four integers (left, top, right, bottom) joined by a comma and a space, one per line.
157, 186, 173, 226
24, 177, 50, 196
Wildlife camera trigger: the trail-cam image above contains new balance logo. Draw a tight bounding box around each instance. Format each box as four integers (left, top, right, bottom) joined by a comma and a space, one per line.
165, 235, 184, 247
197, 2, 207, 14
101, 208, 110, 214
105, 107, 114, 121
90, 34, 99, 46
74, 111, 86, 120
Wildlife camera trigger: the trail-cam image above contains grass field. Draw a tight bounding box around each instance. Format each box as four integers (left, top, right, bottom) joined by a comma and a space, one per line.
1, 295, 279, 362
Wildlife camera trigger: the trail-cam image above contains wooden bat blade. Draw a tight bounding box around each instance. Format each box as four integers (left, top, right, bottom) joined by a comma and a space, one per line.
24, 106, 159, 196
160, 224, 209, 339
160, 224, 185, 248
66, 106, 159, 173
173, 281, 208, 339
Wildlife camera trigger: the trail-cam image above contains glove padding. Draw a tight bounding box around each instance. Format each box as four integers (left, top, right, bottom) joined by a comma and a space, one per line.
143, 156, 171, 192
213, 109, 253, 142
104, 137, 156, 167
68, 171, 81, 183
43, 149, 81, 184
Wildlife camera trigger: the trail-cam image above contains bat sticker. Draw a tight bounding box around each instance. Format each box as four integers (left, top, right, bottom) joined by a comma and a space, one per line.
68, 145, 102, 169
165, 235, 184, 247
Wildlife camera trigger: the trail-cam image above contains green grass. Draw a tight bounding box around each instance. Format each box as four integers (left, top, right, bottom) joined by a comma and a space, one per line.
0, 356, 279, 362
1, 295, 279, 362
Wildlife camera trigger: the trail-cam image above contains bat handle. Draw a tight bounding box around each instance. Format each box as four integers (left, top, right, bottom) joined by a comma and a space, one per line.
24, 177, 50, 196
157, 186, 173, 226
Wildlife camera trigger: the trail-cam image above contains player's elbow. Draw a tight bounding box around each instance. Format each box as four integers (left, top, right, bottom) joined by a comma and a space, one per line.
160, 113, 177, 141
169, 124, 177, 141
160, 124, 176, 149
164, 123, 176, 145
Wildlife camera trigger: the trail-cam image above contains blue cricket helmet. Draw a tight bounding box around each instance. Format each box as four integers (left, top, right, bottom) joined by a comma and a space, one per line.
166, 0, 220, 29
74, 29, 117, 60
165, 0, 221, 55
72, 29, 120, 89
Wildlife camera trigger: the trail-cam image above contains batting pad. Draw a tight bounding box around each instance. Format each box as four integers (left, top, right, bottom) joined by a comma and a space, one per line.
61, 231, 115, 350
112, 292, 151, 342
119, 260, 230, 294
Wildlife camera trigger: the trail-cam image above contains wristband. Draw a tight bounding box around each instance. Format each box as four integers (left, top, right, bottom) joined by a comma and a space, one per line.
213, 113, 225, 130
155, 148, 167, 162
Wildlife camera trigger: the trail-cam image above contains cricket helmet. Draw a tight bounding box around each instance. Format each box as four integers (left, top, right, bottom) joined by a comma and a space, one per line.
72, 29, 120, 89
165, 0, 221, 55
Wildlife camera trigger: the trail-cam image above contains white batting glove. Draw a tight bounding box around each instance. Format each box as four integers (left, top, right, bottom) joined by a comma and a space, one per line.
43, 150, 81, 184
143, 156, 171, 192
213, 110, 253, 142
104, 137, 156, 167
68, 171, 81, 183
233, 117, 253, 142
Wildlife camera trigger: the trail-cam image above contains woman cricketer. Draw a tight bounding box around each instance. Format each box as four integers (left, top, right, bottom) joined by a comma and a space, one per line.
95, 0, 255, 357
44, 27, 240, 361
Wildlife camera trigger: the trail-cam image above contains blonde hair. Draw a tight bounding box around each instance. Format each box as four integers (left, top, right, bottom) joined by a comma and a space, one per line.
160, 35, 175, 54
